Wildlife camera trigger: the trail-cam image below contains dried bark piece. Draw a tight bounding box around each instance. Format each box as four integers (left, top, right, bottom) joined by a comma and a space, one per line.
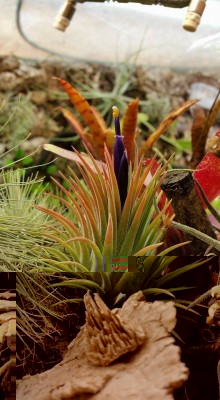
0, 300, 16, 311
85, 292, 146, 366
0, 321, 10, 344
0, 289, 16, 400
17, 291, 188, 400
0, 311, 16, 323
206, 292, 220, 327
0, 292, 16, 300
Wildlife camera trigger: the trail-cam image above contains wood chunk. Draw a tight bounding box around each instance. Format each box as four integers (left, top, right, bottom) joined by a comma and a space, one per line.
84, 292, 146, 366
0, 300, 16, 311
17, 291, 188, 400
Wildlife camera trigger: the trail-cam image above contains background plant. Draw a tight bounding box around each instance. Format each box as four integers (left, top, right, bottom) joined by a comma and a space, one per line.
0, 168, 57, 268
0, 93, 37, 158
68, 62, 171, 126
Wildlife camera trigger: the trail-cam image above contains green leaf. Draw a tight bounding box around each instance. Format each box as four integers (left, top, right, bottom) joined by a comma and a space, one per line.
156, 257, 212, 287
113, 272, 144, 296
146, 256, 177, 284
157, 242, 190, 256
15, 147, 25, 159
22, 156, 33, 166
51, 279, 105, 294
46, 164, 58, 175
142, 288, 175, 298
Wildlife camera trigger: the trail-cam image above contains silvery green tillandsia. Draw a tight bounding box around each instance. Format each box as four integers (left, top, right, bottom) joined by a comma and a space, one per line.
0, 128, 64, 345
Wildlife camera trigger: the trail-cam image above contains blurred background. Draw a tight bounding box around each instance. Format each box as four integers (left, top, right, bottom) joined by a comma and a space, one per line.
1, 0, 220, 68
0, 0, 220, 184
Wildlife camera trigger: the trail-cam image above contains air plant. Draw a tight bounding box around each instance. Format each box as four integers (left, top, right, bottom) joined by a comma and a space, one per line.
42, 80, 220, 255
37, 91, 196, 267
6, 82, 216, 347
0, 169, 56, 269
37, 133, 176, 268
0, 170, 69, 345
32, 83, 215, 306
30, 85, 178, 270
0, 93, 37, 150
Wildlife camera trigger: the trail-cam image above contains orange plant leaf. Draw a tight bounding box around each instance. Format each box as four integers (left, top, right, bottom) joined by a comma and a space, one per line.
57, 78, 107, 159
90, 108, 115, 155
104, 128, 115, 155
122, 99, 139, 163
59, 107, 96, 155
91, 106, 108, 132
142, 98, 198, 152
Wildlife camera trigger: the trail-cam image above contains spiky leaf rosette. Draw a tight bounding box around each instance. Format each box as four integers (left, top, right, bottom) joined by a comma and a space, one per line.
35, 145, 213, 308
36, 143, 181, 273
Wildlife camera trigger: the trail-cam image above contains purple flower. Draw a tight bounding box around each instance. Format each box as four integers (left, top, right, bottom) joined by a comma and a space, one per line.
112, 106, 128, 208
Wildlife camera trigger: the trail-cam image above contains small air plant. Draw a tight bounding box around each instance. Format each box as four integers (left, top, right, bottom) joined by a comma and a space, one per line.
33, 98, 215, 307
37, 107, 178, 270
42, 79, 220, 257
28, 79, 217, 310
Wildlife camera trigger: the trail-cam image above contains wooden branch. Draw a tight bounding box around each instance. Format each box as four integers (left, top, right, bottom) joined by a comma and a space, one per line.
161, 171, 218, 255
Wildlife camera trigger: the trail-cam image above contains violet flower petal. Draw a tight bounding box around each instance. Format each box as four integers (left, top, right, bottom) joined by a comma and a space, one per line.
114, 135, 125, 180
117, 151, 128, 208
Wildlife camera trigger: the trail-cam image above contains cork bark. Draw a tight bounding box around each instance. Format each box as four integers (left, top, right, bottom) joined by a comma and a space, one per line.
17, 291, 188, 400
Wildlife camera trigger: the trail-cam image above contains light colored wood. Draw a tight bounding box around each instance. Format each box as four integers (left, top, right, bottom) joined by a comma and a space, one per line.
17, 291, 188, 400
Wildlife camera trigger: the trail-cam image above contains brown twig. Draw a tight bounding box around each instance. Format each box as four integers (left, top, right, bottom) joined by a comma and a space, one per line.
161, 171, 218, 255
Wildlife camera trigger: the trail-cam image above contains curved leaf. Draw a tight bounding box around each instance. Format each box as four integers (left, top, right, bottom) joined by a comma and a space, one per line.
51, 279, 105, 294
122, 99, 139, 163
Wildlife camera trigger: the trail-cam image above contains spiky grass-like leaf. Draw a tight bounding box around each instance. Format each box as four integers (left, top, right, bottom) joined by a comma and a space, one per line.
0, 169, 58, 268
37, 146, 174, 271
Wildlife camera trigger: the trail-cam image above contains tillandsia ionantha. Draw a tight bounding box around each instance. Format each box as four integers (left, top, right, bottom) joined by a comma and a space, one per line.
37, 104, 183, 272
16, 79, 217, 316
31, 87, 216, 307
41, 79, 220, 257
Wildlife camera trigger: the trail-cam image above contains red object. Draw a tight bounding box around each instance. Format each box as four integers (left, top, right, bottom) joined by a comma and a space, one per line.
193, 130, 220, 203
146, 129, 220, 210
